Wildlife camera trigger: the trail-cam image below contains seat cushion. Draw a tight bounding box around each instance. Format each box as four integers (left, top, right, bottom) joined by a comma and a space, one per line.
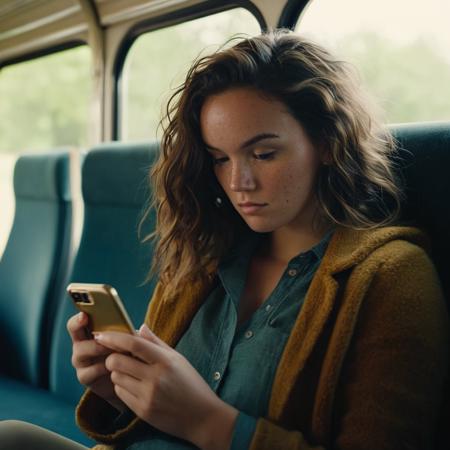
0, 375, 94, 446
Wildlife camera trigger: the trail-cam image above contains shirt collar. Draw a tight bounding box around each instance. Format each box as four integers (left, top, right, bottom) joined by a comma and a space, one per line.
306, 228, 335, 261
217, 229, 334, 304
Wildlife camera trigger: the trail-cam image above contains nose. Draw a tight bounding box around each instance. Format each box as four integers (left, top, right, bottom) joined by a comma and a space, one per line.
229, 161, 256, 191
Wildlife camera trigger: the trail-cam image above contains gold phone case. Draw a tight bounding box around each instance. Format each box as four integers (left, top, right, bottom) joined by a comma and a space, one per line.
67, 283, 135, 334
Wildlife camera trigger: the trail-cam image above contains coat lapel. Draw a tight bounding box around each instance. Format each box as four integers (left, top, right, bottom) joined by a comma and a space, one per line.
268, 263, 339, 419
145, 276, 216, 347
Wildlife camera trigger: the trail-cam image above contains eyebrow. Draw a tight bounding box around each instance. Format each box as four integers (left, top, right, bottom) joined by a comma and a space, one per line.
205, 133, 280, 153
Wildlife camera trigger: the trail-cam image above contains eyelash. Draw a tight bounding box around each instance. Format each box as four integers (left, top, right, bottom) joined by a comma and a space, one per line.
255, 151, 276, 161
212, 157, 228, 165
212, 151, 276, 165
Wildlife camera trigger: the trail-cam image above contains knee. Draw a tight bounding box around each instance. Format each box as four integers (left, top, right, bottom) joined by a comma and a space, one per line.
0, 420, 33, 448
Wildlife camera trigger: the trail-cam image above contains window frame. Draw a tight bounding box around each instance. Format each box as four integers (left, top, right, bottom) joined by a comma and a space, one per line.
0, 40, 86, 70
278, 0, 311, 29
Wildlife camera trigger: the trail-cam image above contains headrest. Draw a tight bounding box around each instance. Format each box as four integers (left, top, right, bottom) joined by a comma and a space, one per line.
391, 121, 450, 301
391, 122, 450, 233
82, 141, 159, 207
13, 151, 71, 201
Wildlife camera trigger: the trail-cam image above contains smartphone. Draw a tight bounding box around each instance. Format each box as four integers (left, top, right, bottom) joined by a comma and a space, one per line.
67, 283, 135, 334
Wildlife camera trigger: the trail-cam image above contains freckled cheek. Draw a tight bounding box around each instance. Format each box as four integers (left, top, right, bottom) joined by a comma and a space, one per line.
215, 171, 240, 203
274, 172, 313, 206
214, 170, 228, 191
283, 185, 297, 205
266, 178, 293, 205
272, 170, 296, 205
286, 173, 298, 204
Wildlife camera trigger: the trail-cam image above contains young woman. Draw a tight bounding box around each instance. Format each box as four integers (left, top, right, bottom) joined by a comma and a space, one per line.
1, 30, 447, 450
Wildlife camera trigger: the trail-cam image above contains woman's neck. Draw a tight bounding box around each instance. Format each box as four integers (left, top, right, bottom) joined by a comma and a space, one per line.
260, 222, 332, 265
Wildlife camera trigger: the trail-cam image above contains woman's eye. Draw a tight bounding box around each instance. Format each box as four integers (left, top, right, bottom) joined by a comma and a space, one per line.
254, 152, 275, 161
213, 156, 229, 165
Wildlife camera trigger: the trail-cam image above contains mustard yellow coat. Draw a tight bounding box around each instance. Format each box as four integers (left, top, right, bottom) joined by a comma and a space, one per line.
77, 226, 449, 450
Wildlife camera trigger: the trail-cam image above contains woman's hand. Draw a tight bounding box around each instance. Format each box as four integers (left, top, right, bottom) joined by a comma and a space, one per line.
67, 312, 126, 412
95, 324, 239, 450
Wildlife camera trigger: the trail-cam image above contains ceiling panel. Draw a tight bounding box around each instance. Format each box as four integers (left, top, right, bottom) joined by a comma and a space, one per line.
95, 0, 206, 26
0, 0, 222, 65
0, 0, 87, 65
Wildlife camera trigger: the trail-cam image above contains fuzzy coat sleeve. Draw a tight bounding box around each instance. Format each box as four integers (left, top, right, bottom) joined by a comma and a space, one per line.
249, 241, 449, 450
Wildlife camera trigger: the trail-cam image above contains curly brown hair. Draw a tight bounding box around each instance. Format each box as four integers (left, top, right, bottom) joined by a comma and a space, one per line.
143, 29, 402, 297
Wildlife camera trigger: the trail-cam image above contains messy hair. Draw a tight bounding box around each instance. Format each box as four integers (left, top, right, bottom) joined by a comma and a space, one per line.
144, 30, 402, 297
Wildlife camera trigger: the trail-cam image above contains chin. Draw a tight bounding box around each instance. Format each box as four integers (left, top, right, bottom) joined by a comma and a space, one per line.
244, 219, 278, 234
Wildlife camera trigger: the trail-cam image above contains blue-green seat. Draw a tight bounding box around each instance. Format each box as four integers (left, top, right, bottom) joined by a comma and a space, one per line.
391, 122, 450, 450
0, 376, 91, 444
391, 122, 450, 304
0, 143, 158, 445
0, 152, 71, 386
49, 142, 159, 406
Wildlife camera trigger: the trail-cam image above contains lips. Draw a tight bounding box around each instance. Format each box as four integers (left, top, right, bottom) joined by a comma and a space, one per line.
238, 202, 267, 214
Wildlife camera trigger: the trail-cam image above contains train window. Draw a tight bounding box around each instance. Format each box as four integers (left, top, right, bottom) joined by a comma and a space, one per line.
0, 45, 91, 257
295, 0, 450, 123
0, 46, 92, 151
120, 8, 261, 141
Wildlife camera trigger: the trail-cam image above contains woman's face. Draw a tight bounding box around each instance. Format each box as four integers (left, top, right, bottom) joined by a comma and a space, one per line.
200, 87, 324, 234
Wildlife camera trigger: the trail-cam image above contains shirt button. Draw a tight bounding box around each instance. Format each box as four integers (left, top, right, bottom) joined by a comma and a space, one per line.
244, 330, 254, 339
288, 269, 298, 277
213, 371, 221, 381
265, 304, 272, 312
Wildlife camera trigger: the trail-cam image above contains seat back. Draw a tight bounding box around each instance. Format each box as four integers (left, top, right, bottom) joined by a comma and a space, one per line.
49, 142, 158, 403
391, 122, 450, 305
0, 152, 71, 386
391, 122, 450, 450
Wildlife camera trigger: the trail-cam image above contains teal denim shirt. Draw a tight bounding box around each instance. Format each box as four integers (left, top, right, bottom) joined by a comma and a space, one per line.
124, 231, 332, 450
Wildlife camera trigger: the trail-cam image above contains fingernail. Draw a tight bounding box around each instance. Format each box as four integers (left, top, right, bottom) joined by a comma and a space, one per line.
77, 312, 84, 323
139, 324, 152, 336
92, 333, 103, 341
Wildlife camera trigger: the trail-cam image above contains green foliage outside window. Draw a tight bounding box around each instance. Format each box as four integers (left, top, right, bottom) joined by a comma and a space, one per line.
337, 32, 450, 123
0, 46, 91, 154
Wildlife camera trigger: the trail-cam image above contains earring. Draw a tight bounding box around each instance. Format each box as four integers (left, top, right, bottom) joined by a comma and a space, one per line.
214, 196, 223, 208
